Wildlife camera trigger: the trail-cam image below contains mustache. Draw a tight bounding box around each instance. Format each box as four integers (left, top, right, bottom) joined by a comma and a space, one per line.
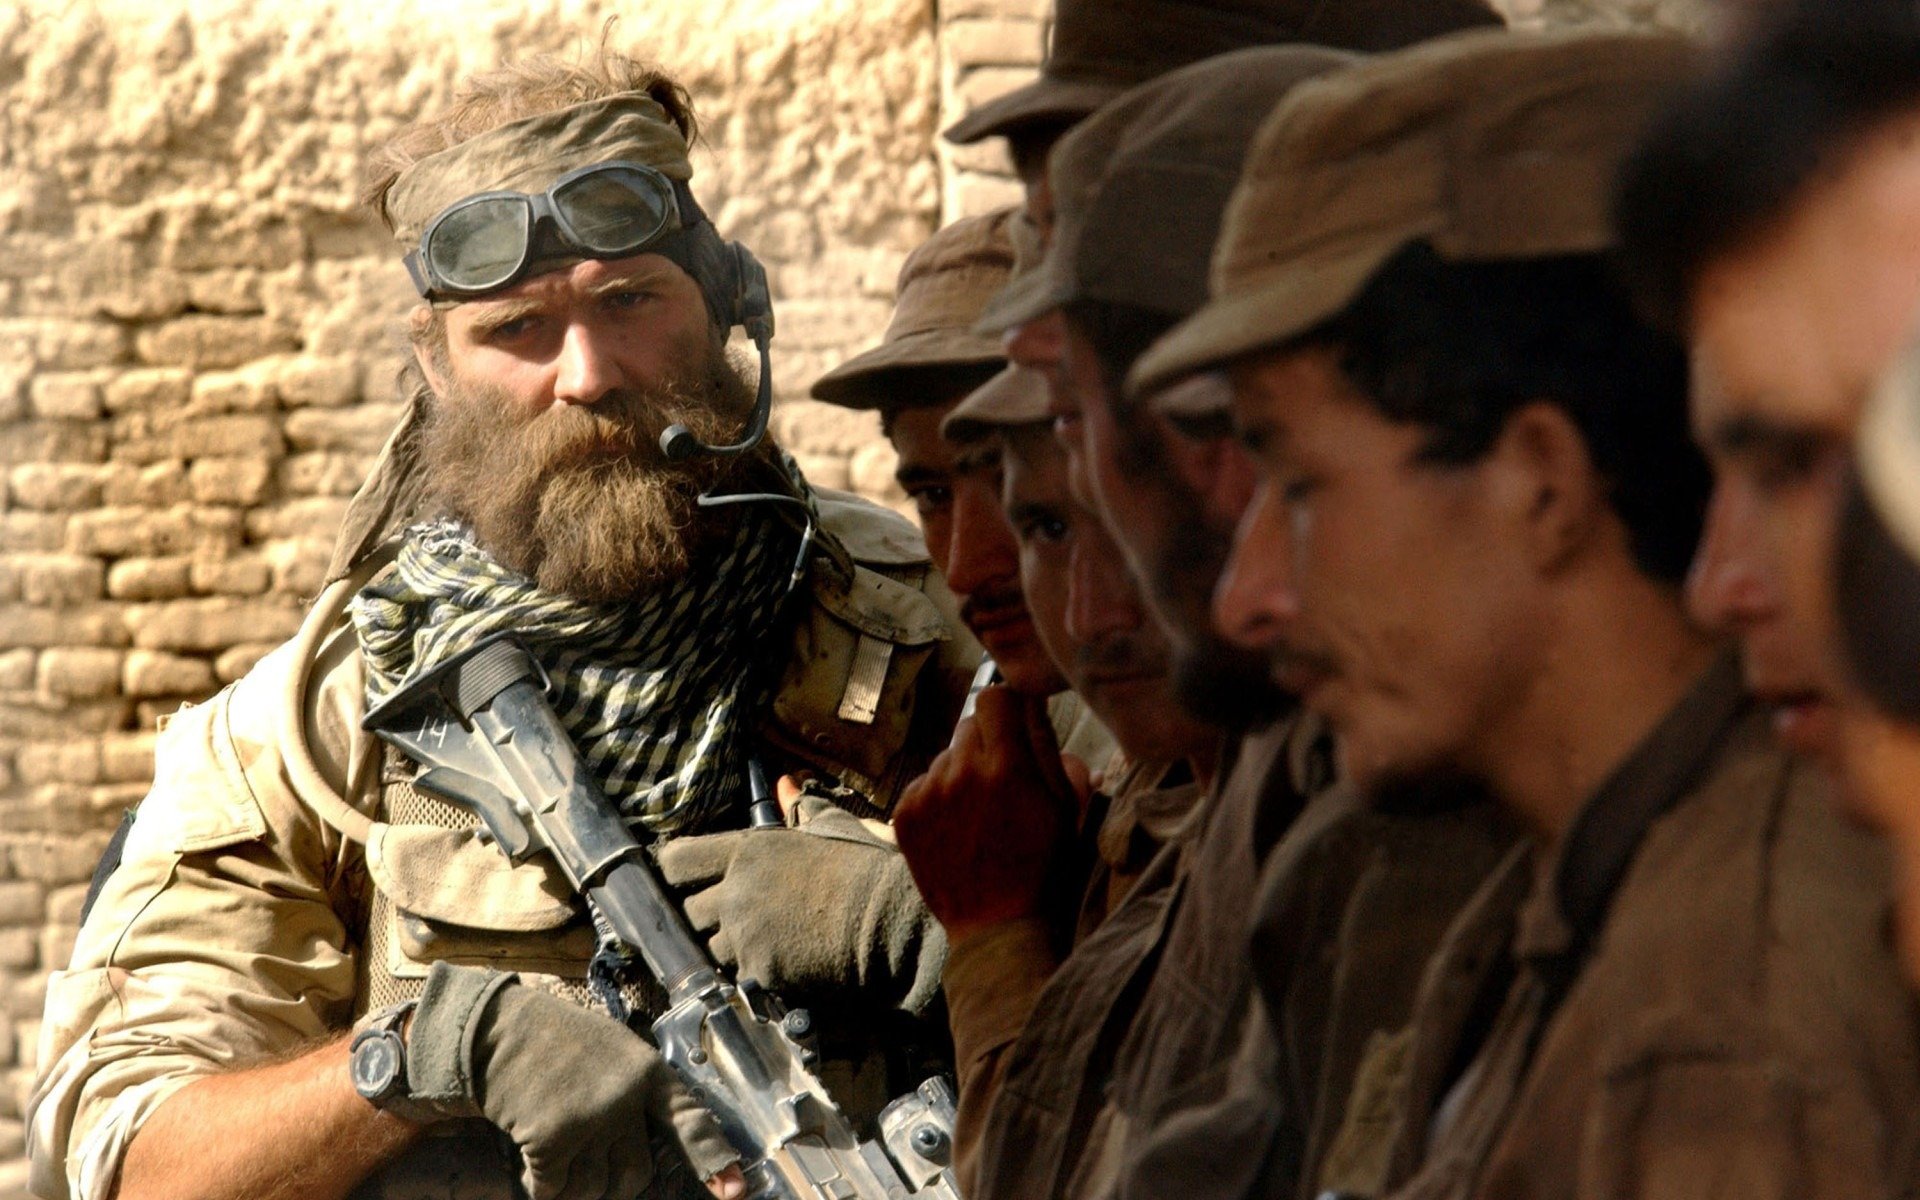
959, 585, 1027, 629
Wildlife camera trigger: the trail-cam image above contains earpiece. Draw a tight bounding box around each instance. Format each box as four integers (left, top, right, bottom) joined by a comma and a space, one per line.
660, 241, 777, 462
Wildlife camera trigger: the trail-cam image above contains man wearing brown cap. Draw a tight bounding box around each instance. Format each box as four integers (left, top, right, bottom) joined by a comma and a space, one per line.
895, 374, 1218, 1195
1135, 28, 1920, 1200
966, 41, 1513, 1200
30, 51, 975, 1200
944, 0, 1500, 235
813, 212, 1080, 703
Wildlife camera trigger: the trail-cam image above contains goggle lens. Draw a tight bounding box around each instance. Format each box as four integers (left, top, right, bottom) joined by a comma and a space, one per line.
429, 199, 533, 293
413, 162, 682, 298
552, 166, 674, 254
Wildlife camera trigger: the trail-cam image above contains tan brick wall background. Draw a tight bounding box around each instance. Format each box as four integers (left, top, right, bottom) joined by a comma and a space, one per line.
0, 0, 1718, 1191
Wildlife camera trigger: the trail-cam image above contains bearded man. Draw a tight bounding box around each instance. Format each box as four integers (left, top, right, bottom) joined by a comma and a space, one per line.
28, 51, 973, 1200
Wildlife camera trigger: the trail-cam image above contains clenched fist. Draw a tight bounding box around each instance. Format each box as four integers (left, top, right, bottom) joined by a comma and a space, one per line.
893, 686, 1092, 945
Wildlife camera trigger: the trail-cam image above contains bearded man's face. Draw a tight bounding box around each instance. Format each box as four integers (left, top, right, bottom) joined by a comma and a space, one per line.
418, 319, 757, 603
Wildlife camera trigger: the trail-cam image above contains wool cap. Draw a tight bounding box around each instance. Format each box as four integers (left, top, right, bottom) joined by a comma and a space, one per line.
1129, 28, 1697, 396
944, 0, 1503, 146
811, 209, 1019, 409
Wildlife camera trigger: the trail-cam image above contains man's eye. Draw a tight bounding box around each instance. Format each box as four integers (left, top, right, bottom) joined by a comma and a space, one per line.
480, 315, 540, 342
1019, 515, 1070, 544
1750, 442, 1835, 494
1280, 474, 1320, 504
908, 486, 952, 515
605, 289, 653, 311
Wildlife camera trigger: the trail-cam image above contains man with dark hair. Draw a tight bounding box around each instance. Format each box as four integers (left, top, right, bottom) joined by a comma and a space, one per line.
898, 370, 1218, 1195
1135, 28, 1920, 1199
1614, 0, 1920, 771
29, 50, 973, 1200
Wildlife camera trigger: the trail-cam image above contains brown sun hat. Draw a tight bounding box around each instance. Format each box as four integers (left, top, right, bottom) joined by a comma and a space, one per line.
810, 208, 1019, 410
973, 44, 1360, 337
944, 0, 1504, 147
1129, 28, 1698, 397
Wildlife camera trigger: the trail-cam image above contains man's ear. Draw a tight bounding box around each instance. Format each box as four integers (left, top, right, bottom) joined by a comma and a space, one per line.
408, 306, 450, 399
1490, 401, 1608, 576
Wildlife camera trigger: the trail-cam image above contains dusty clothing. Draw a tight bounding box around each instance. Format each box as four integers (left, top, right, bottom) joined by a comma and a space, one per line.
1318, 654, 1920, 1200
28, 492, 977, 1200
960, 715, 1331, 1200
1109, 793, 1520, 1200
943, 755, 1203, 1194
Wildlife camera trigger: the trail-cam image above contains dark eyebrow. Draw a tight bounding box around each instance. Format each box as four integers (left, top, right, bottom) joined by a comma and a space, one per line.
1706, 413, 1839, 458
463, 298, 544, 336
894, 465, 949, 489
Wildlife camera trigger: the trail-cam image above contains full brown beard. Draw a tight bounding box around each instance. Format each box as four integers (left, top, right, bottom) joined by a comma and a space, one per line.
418, 334, 762, 604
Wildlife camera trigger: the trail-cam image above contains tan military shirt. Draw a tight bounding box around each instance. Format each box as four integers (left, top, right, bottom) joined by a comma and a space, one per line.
1320, 653, 1920, 1200
27, 493, 976, 1200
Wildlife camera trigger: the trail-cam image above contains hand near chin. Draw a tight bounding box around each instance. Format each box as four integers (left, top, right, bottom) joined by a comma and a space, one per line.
894, 685, 1091, 945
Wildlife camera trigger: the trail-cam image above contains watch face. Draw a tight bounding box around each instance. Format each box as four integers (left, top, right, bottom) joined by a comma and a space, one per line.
353, 1030, 404, 1097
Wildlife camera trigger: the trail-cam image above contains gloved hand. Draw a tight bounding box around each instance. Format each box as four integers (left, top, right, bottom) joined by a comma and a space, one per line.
656, 794, 948, 1015
396, 962, 739, 1200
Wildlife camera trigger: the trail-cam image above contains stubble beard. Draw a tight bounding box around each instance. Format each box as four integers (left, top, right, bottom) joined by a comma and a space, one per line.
418, 333, 761, 604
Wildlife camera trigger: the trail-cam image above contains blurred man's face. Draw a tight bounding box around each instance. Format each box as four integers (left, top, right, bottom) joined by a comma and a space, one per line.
1059, 325, 1289, 730
1687, 109, 1920, 767
1001, 424, 1214, 765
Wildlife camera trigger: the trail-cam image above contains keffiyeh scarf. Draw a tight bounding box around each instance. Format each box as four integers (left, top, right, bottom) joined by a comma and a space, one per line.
352, 487, 806, 835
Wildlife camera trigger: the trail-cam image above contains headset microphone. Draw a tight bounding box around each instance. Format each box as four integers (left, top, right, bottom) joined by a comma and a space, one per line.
660, 242, 777, 462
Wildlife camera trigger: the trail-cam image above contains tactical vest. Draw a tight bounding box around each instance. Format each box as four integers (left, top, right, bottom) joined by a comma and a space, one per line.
311, 492, 970, 1200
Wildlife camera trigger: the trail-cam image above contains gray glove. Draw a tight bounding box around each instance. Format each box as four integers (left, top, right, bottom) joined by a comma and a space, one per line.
397, 962, 738, 1200
657, 801, 948, 1014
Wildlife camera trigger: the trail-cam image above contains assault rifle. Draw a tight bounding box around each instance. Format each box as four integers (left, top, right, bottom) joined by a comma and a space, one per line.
363, 636, 960, 1200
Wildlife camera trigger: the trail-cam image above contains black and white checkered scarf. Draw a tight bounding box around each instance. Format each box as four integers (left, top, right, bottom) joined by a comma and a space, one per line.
351, 480, 805, 835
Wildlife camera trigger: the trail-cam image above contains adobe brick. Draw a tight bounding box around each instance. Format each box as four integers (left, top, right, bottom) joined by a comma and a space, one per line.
283, 404, 401, 453
13, 739, 102, 786
101, 367, 191, 413
275, 356, 361, 408
215, 642, 277, 682
123, 597, 304, 652
134, 315, 299, 370
106, 556, 193, 601
189, 554, 271, 597
188, 456, 273, 506
27, 372, 103, 421
99, 732, 157, 782
8, 464, 104, 511
122, 649, 216, 698
16, 554, 105, 606
35, 648, 123, 702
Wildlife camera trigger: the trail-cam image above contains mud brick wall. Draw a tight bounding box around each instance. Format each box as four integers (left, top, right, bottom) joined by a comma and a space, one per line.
0, 0, 1720, 1192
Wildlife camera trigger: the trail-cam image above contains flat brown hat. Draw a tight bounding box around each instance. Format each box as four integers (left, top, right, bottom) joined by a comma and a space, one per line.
974, 44, 1361, 336
941, 364, 1052, 444
1130, 28, 1697, 396
811, 208, 1018, 410
944, 0, 1503, 146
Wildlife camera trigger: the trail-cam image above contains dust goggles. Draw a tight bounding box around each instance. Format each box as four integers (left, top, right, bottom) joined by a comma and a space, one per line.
402, 160, 687, 300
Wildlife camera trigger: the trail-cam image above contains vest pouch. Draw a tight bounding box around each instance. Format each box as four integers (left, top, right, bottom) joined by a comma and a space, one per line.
762, 561, 948, 810
367, 821, 596, 980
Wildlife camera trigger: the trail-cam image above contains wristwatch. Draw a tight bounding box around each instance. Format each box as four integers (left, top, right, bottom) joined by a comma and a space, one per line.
349, 1000, 417, 1111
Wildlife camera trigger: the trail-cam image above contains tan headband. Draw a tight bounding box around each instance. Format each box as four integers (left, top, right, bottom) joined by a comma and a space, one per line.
384, 93, 695, 249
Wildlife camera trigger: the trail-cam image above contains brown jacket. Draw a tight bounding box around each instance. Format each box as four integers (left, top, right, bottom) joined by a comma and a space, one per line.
1109, 792, 1520, 1200
943, 756, 1204, 1196
1318, 654, 1920, 1200
965, 717, 1331, 1200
